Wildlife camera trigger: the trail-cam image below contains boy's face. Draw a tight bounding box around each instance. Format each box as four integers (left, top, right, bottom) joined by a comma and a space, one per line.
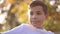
30, 6, 47, 28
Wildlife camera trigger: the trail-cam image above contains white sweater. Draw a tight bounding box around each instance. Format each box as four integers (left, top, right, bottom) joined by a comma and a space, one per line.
2, 24, 54, 34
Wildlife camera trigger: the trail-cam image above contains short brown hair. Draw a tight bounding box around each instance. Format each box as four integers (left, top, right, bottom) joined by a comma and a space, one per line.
30, 0, 48, 14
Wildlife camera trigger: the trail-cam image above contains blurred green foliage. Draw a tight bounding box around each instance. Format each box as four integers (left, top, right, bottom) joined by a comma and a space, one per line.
0, 0, 60, 32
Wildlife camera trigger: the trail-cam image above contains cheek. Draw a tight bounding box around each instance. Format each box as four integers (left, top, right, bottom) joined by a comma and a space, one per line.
38, 15, 46, 22
30, 17, 32, 22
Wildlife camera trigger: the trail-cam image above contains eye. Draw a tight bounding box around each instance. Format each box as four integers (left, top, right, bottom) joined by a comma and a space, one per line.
36, 11, 41, 15
30, 11, 33, 15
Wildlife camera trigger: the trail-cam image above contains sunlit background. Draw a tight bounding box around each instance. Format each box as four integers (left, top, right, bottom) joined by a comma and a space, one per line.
0, 0, 60, 34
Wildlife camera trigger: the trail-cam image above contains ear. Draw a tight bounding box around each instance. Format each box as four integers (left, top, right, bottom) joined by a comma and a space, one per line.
45, 14, 48, 19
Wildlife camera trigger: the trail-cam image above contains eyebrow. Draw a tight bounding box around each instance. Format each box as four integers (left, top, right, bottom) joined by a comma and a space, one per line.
36, 11, 41, 13
30, 11, 41, 13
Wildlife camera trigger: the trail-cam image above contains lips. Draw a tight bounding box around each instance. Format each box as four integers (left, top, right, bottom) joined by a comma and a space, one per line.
31, 20, 39, 22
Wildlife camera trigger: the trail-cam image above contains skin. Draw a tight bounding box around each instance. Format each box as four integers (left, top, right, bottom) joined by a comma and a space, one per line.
30, 6, 47, 29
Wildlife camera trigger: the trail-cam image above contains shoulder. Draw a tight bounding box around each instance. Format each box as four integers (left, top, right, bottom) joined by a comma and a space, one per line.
47, 31, 54, 34
2, 24, 33, 34
42, 29, 54, 34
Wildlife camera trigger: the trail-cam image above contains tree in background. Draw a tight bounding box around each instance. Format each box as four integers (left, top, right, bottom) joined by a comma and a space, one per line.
43, 0, 60, 32
0, 0, 32, 32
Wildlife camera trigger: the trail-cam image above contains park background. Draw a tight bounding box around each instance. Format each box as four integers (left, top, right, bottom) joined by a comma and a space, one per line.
0, 0, 60, 34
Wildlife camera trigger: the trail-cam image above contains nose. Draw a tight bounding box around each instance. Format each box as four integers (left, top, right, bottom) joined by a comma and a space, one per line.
32, 15, 37, 19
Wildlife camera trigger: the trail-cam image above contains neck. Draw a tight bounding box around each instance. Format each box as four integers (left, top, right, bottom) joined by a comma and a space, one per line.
32, 25, 43, 29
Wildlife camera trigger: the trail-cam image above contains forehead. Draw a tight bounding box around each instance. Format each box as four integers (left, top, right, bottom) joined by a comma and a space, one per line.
30, 6, 44, 12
